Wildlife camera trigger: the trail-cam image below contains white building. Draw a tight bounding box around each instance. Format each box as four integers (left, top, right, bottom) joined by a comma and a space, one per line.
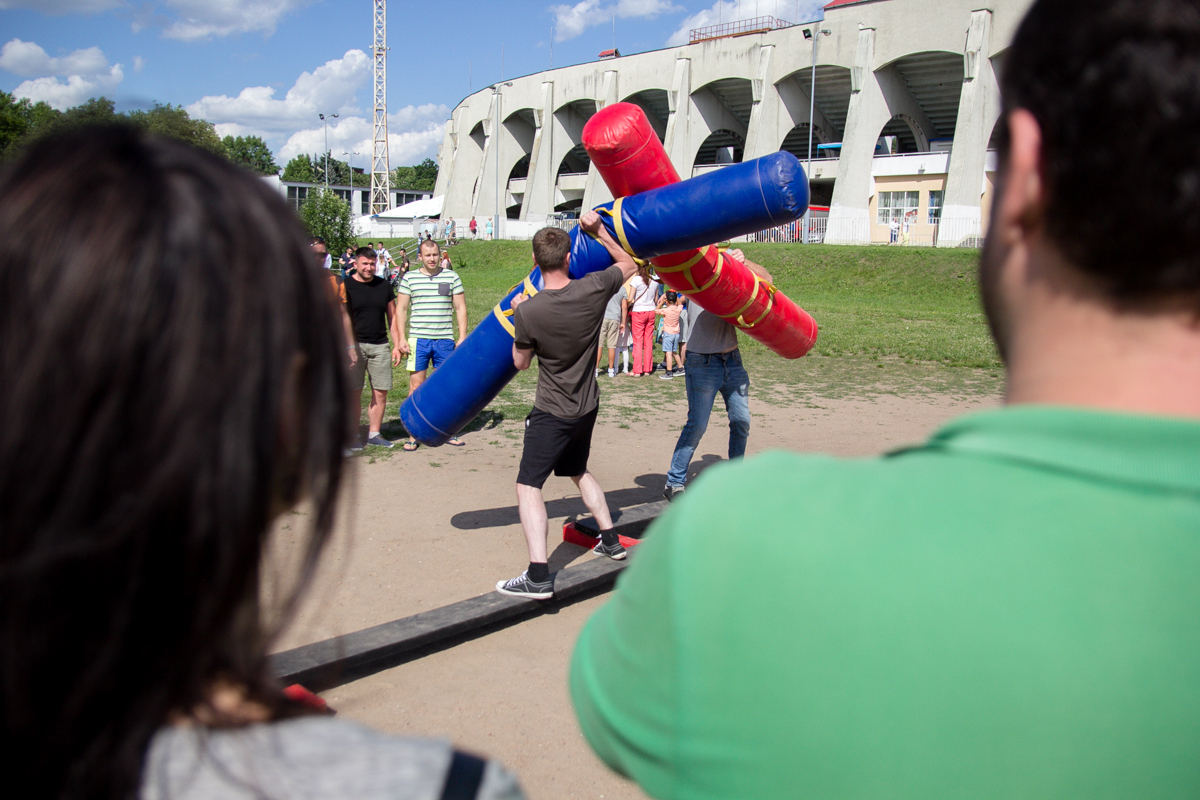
433, 0, 1032, 245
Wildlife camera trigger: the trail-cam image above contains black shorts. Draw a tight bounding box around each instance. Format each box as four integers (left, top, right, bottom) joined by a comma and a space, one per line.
516, 406, 598, 488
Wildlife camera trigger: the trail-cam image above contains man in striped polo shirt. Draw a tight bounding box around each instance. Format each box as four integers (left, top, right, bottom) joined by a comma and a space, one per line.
396, 239, 468, 450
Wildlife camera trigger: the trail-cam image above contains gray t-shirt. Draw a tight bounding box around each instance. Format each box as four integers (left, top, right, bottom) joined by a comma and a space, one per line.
513, 265, 625, 419
603, 286, 625, 321
142, 717, 524, 800
686, 306, 738, 354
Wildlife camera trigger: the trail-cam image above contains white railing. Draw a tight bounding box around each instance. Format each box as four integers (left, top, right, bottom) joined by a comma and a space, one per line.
743, 216, 985, 248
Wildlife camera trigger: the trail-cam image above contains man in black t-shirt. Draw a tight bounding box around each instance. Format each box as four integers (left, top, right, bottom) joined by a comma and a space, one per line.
496, 211, 639, 599
343, 246, 402, 448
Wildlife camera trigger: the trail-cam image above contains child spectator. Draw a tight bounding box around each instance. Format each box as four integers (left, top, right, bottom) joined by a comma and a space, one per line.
657, 291, 684, 378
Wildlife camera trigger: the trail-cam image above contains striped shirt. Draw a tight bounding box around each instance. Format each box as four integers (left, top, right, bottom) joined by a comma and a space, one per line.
398, 267, 464, 340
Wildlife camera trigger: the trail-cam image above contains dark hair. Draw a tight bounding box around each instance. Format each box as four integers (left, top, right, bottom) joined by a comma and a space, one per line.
418, 238, 440, 254
1001, 0, 1200, 305
354, 246, 377, 260
666, 291, 678, 302
0, 126, 350, 798
532, 227, 571, 272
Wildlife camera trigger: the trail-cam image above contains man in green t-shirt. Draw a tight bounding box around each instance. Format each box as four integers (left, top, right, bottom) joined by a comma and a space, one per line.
570, 2, 1200, 798
396, 239, 468, 450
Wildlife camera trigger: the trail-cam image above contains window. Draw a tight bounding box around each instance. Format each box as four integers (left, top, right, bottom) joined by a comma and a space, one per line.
877, 191, 918, 224
362, 192, 371, 215
333, 188, 351, 204
285, 186, 309, 209
928, 190, 944, 223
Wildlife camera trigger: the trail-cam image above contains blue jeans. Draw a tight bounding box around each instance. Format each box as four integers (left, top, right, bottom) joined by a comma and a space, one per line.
665, 349, 750, 488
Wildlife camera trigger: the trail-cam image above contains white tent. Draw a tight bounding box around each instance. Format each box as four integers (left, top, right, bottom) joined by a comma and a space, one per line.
374, 195, 444, 220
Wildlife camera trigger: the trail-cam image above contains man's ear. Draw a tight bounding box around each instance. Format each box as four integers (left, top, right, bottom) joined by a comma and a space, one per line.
996, 108, 1046, 244
564, 252, 571, 272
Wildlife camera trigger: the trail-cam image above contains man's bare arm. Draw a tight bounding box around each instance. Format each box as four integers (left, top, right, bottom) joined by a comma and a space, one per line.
453, 292, 468, 345
394, 293, 411, 354
512, 344, 534, 370
579, 209, 638, 281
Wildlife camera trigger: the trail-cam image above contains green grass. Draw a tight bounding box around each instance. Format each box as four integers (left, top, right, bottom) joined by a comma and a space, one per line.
357, 240, 1003, 443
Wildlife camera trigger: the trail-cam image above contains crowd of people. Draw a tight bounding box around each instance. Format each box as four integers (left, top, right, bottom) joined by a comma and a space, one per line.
4, 2, 1199, 798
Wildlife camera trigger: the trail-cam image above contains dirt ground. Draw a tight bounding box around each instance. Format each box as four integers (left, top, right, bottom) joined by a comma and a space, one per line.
273, 384, 1000, 800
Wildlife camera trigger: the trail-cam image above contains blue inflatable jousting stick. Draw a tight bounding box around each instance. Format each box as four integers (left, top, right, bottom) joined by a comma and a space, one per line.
399, 151, 808, 446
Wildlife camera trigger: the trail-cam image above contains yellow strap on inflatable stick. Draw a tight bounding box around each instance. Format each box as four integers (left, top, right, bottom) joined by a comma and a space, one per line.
490, 277, 541, 337
599, 200, 648, 267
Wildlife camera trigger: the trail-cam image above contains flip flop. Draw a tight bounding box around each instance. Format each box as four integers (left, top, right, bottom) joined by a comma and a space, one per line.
446, 436, 465, 446
403, 439, 419, 452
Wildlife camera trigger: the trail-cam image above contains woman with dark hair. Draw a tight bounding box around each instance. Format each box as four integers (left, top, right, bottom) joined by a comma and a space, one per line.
0, 126, 522, 800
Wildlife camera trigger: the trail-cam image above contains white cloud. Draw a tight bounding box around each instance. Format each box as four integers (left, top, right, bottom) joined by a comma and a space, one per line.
186, 49, 370, 137
0, 0, 122, 12
277, 103, 449, 169
187, 50, 446, 167
12, 65, 125, 110
2, 39, 124, 110
666, 0, 825, 46
158, 0, 309, 40
133, 55, 145, 72
0, 39, 110, 77
551, 0, 682, 42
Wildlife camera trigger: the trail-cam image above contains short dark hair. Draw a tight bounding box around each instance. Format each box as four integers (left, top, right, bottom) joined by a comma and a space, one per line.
418, 238, 440, 254
532, 227, 571, 273
1001, 0, 1200, 307
354, 246, 377, 260
0, 126, 350, 797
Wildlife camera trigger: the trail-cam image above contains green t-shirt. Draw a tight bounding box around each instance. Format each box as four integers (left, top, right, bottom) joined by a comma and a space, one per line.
398, 267, 463, 340
571, 406, 1200, 800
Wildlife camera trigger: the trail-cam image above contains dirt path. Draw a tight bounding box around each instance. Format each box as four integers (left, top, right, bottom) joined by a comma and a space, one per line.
274, 385, 1000, 799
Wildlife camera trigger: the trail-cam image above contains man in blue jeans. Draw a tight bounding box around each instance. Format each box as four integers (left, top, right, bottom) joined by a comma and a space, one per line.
663, 249, 772, 501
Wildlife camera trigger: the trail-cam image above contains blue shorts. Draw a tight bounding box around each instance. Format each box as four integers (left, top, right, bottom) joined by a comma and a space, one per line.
411, 337, 455, 372
661, 332, 680, 353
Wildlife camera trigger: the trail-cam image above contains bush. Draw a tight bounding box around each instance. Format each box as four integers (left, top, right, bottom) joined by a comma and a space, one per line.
299, 188, 357, 256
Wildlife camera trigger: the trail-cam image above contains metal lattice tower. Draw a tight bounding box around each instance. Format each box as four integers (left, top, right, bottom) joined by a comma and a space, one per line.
370, 0, 390, 214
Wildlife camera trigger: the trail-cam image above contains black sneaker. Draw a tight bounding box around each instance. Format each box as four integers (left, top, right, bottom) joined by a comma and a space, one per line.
592, 540, 627, 560
663, 485, 685, 503
495, 571, 554, 599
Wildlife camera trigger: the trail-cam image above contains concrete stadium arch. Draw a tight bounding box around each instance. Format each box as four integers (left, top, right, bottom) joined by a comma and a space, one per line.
500, 108, 537, 219
775, 65, 852, 146
876, 51, 965, 148
622, 89, 670, 141
694, 129, 745, 168
689, 78, 753, 173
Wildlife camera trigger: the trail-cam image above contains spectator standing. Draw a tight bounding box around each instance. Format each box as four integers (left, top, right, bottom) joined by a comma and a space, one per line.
498, 212, 639, 599
595, 281, 628, 378
656, 291, 683, 378
446, 216, 457, 245
571, 3, 1200, 798
677, 297, 690, 365
376, 241, 395, 276
344, 246, 402, 449
625, 265, 658, 376
485, 217, 494, 240
470, 215, 478, 238
0, 124, 525, 800
396, 239, 468, 450
659, 249, 768, 499
311, 239, 359, 375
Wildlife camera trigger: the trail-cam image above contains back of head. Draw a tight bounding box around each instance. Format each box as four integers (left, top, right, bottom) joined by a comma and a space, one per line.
1001, 0, 1200, 308
0, 125, 351, 798
532, 227, 571, 273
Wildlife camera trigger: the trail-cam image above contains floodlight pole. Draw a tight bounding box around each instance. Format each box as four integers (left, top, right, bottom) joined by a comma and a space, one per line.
319, 112, 338, 191
804, 28, 830, 243
493, 81, 512, 240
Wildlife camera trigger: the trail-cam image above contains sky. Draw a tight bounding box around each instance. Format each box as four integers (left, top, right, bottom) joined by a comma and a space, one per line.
0, 0, 826, 169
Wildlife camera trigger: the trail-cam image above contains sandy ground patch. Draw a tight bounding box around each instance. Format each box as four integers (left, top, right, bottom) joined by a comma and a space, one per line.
273, 384, 1000, 799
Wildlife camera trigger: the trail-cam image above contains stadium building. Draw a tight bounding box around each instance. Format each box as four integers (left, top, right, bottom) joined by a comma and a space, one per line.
432, 0, 1033, 246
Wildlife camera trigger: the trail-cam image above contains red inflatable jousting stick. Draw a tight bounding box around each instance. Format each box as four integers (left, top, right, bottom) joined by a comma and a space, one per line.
581, 103, 817, 359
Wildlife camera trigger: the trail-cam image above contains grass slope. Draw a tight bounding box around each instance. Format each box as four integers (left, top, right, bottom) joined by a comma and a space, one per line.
362, 240, 1003, 443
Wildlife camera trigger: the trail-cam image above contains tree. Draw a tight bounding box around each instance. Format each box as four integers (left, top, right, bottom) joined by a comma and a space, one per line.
127, 103, 223, 153
391, 158, 438, 191
223, 135, 278, 175
299, 188, 356, 256
282, 153, 315, 182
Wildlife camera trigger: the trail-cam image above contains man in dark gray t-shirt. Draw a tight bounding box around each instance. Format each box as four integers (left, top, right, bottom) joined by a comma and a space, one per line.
496, 212, 639, 600
663, 248, 773, 502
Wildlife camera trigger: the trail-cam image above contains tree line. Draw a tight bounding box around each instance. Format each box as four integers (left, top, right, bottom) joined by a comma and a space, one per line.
282, 153, 438, 191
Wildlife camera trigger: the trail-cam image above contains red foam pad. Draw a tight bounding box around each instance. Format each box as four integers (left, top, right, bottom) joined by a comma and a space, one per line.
563, 522, 640, 550
284, 684, 334, 715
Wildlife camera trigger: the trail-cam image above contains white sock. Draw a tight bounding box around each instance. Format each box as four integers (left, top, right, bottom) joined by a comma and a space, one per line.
369, 430, 380, 437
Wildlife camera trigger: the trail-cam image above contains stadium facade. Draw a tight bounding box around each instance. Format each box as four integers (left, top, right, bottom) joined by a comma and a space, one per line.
432, 0, 1033, 246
